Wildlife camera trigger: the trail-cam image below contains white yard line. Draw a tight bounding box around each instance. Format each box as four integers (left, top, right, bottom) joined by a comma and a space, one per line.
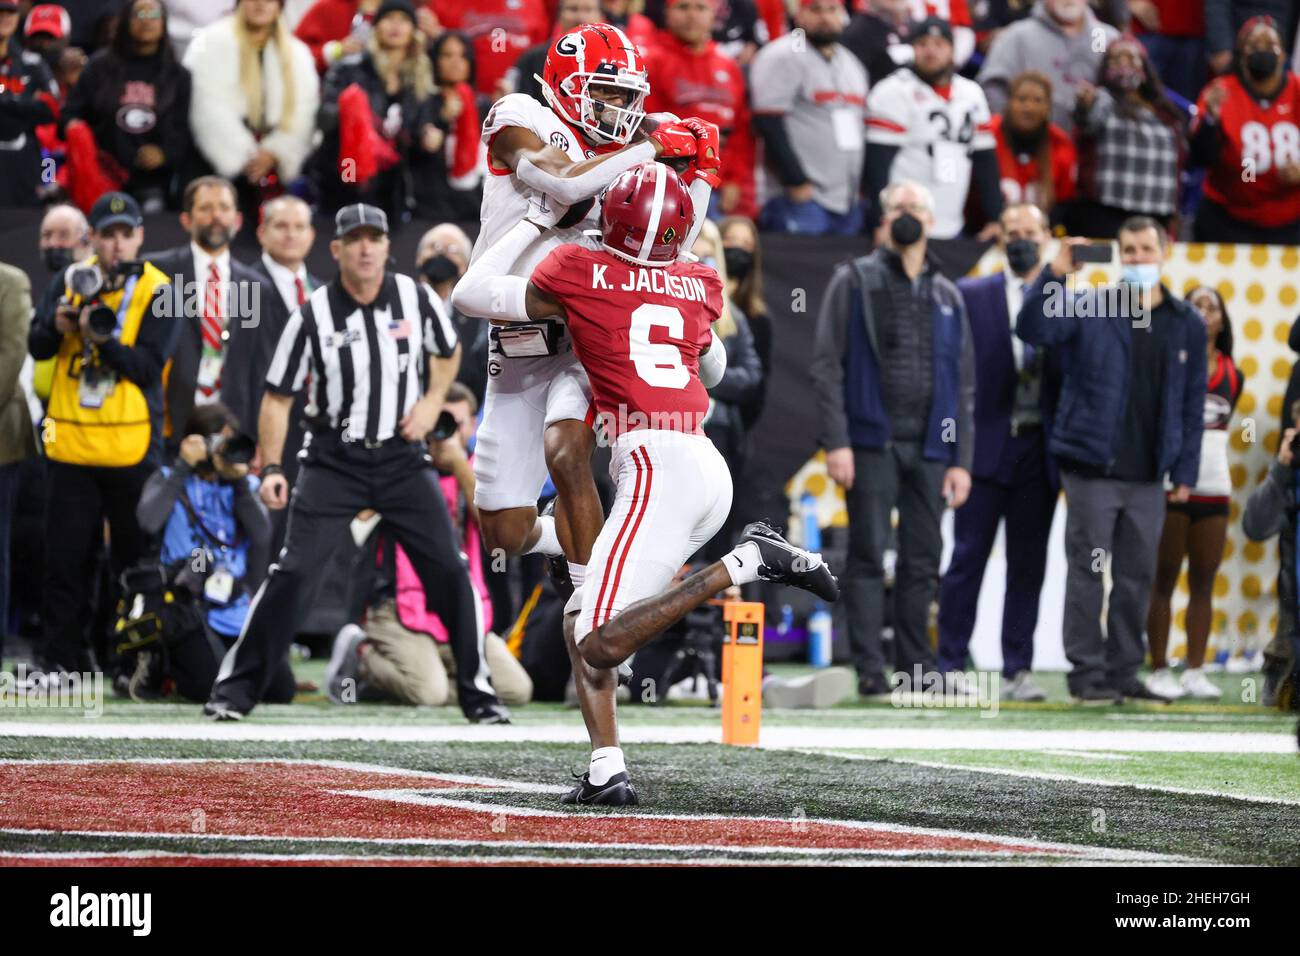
0, 720, 1294, 753
806, 751, 1300, 807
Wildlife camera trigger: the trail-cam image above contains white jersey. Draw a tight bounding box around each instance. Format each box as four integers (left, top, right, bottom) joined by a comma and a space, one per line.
475, 93, 605, 276
866, 69, 994, 238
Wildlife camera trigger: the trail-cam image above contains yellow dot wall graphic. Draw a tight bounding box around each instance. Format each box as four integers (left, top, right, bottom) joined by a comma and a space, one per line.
786, 241, 1289, 668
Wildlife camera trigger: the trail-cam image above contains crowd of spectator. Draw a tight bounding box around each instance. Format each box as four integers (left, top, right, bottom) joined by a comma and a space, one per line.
0, 0, 1293, 240
0, 0, 1298, 715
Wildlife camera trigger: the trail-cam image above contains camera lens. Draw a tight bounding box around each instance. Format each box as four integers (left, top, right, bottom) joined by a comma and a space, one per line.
86, 304, 118, 338
212, 432, 256, 466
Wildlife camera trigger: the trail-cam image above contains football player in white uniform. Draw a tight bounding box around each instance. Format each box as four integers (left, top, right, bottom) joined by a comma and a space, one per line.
470, 21, 721, 784
864, 16, 1002, 239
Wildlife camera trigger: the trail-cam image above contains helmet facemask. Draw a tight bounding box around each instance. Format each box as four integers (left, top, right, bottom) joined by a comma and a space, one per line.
546, 69, 648, 146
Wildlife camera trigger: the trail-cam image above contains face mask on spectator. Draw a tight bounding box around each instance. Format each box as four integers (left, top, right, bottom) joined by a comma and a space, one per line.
890, 212, 923, 247
421, 254, 459, 285
1005, 238, 1040, 276
1121, 263, 1160, 290
1245, 49, 1279, 80
42, 246, 75, 273
1105, 63, 1144, 91
723, 247, 752, 279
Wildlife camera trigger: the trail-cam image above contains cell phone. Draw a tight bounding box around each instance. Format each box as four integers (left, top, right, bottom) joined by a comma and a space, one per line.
431, 410, 458, 442
1072, 243, 1114, 264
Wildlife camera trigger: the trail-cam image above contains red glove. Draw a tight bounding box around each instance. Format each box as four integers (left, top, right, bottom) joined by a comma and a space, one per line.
682, 165, 722, 190
646, 119, 698, 161
682, 117, 721, 173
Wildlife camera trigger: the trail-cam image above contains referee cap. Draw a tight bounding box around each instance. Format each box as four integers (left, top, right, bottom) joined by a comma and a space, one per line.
335, 203, 390, 239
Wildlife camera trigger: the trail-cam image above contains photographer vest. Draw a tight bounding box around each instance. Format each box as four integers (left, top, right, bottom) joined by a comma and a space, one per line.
44, 259, 170, 467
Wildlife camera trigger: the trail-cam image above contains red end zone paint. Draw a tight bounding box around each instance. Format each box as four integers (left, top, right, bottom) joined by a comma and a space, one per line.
0, 761, 1078, 859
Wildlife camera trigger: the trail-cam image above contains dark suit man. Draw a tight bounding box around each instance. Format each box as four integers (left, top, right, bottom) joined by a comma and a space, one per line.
250, 195, 321, 561
148, 176, 270, 450
937, 203, 1059, 701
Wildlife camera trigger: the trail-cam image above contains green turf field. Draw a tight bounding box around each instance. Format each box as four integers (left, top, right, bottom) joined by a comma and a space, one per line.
2, 661, 1297, 866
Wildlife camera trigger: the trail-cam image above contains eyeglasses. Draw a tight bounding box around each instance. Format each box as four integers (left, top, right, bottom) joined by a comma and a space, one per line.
134, 7, 163, 19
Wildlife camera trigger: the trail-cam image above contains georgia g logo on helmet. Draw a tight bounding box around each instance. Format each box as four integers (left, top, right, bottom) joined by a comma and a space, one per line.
539, 22, 649, 147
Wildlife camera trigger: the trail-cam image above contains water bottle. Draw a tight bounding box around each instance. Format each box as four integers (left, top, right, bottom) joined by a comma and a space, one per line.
808, 603, 832, 668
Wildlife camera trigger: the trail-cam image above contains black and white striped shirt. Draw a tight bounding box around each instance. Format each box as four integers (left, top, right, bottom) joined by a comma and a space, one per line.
265, 272, 457, 444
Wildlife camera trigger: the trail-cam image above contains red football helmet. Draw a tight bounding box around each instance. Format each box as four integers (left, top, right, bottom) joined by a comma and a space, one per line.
539, 22, 650, 146
600, 162, 694, 267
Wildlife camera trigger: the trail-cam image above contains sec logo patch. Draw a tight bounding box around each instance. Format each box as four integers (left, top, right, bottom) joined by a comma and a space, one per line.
549, 131, 569, 151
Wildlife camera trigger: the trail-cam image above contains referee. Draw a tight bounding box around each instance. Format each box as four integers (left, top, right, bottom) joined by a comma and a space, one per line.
205, 204, 509, 724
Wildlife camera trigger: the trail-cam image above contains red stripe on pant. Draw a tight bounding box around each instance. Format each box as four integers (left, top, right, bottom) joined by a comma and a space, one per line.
592, 447, 650, 629
599, 447, 654, 626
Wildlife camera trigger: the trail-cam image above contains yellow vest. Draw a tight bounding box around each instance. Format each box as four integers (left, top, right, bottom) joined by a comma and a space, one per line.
43, 259, 171, 467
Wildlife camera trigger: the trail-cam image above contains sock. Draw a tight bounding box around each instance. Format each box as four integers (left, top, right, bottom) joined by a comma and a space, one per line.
568, 562, 586, 590
588, 746, 626, 786
720, 541, 761, 586
522, 514, 562, 557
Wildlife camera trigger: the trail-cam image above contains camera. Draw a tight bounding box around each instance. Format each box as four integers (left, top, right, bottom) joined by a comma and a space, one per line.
207, 431, 256, 466
64, 260, 146, 338
431, 410, 459, 442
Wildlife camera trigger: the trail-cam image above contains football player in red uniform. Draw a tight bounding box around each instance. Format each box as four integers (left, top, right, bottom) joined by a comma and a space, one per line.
454, 162, 839, 805
1191, 16, 1300, 244
471, 21, 719, 792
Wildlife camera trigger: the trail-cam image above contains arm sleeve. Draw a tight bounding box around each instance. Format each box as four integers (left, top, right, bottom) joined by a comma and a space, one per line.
708, 313, 763, 405
293, 5, 337, 72
752, 113, 810, 186
971, 148, 1004, 225
450, 220, 544, 322
956, 293, 976, 473
865, 79, 910, 148
1188, 86, 1225, 168
1015, 266, 1079, 346
1203, 0, 1234, 56
748, 43, 801, 116
419, 282, 459, 357
810, 264, 855, 451
0, 270, 31, 410
95, 287, 177, 387
1242, 461, 1293, 541
863, 142, 900, 227
264, 305, 312, 396
136, 463, 189, 535
514, 142, 656, 206
698, 330, 728, 388
679, 177, 714, 261
1075, 87, 1114, 136
234, 478, 271, 591
258, 42, 319, 182
27, 275, 64, 361
159, 67, 193, 169
1171, 319, 1207, 488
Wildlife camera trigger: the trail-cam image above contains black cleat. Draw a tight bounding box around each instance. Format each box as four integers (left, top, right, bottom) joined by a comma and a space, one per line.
467, 702, 513, 724
203, 700, 245, 721
740, 521, 840, 602
561, 771, 639, 806
617, 660, 633, 687
539, 497, 574, 599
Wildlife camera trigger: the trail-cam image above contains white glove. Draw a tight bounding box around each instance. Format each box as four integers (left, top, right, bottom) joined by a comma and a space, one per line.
525, 191, 569, 230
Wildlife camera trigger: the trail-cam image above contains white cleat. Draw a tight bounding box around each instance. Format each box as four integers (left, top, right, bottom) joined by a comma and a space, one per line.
1179, 668, 1223, 700
1144, 668, 1187, 700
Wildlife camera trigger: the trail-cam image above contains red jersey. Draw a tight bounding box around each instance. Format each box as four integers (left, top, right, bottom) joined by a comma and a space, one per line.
643, 31, 757, 217
432, 0, 550, 96
1195, 72, 1300, 228
990, 113, 1077, 208
531, 245, 724, 438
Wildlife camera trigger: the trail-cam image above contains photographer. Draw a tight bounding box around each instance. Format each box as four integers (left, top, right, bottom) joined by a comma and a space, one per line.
130, 402, 280, 702
27, 191, 177, 676
1242, 410, 1300, 722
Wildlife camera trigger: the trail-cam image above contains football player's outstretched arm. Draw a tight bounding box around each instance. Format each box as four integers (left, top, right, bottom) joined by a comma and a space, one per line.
491, 122, 697, 206
452, 200, 568, 324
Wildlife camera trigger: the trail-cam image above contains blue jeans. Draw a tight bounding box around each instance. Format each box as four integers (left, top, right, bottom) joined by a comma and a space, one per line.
0, 461, 18, 660
1138, 34, 1205, 104
760, 196, 865, 236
